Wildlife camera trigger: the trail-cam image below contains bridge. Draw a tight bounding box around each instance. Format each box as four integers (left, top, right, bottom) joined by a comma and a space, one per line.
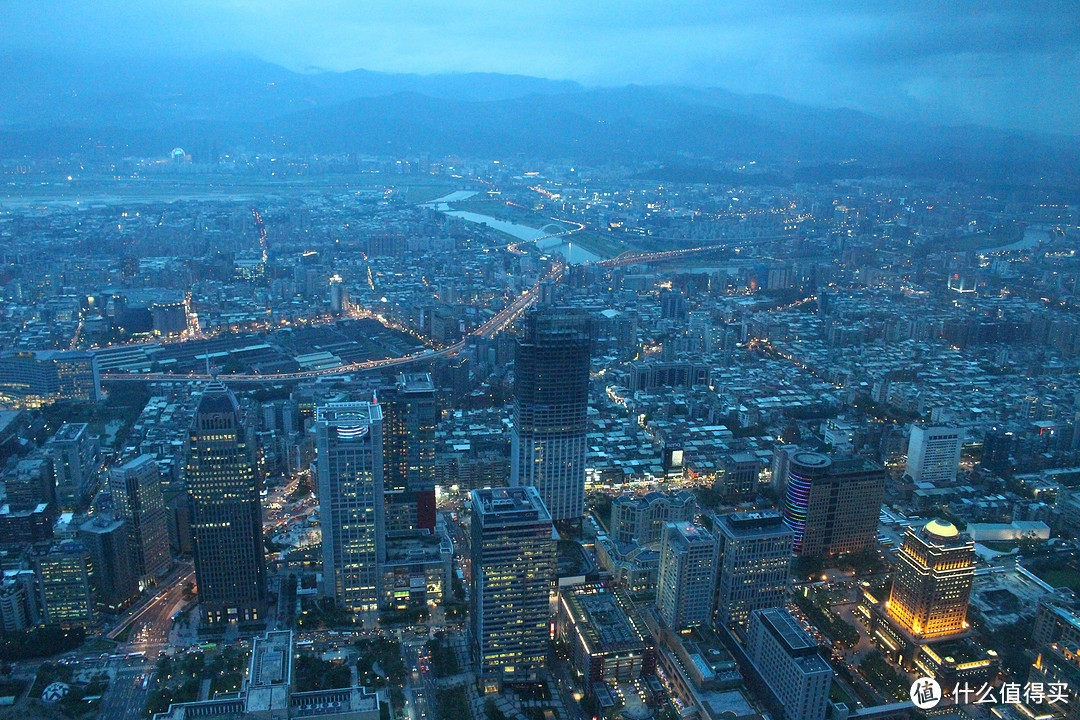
100, 239, 743, 385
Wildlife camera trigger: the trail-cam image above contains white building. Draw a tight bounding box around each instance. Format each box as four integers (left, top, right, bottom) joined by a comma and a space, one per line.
905, 424, 963, 484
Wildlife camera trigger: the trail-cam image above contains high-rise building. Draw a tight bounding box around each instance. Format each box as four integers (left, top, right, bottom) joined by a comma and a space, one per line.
110, 455, 170, 587
0, 572, 36, 632
471, 487, 555, 683
79, 515, 138, 612
656, 522, 718, 631
609, 490, 696, 545
380, 373, 437, 533
782, 451, 885, 557
714, 511, 793, 630
33, 541, 95, 628
719, 452, 760, 500
746, 608, 832, 720
0, 350, 101, 409
316, 402, 384, 614
46, 422, 99, 510
510, 308, 591, 521
782, 450, 832, 553
887, 519, 974, 641
905, 424, 963, 484
186, 383, 266, 626
4, 455, 55, 510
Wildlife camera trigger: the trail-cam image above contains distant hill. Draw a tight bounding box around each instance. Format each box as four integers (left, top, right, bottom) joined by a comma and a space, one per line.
1, 52, 1077, 186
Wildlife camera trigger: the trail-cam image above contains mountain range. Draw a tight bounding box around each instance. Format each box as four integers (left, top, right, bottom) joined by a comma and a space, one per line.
2, 52, 1077, 186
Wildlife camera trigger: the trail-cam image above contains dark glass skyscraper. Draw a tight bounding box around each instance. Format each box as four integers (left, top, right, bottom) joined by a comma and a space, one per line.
510, 308, 591, 521
380, 373, 437, 533
186, 383, 266, 626
110, 454, 170, 589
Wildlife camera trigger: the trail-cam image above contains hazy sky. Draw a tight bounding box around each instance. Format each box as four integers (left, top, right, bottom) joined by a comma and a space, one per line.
3, 0, 1078, 134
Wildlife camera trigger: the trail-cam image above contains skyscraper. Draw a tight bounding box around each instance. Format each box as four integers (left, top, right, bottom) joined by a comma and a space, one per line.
905, 424, 963, 484
782, 451, 832, 554
656, 522, 718, 631
380, 373, 437, 533
33, 541, 95, 628
315, 402, 384, 614
714, 511, 793, 630
110, 454, 170, 588
746, 608, 832, 720
887, 519, 974, 640
79, 515, 138, 612
782, 451, 886, 557
510, 308, 591, 522
186, 383, 266, 626
471, 487, 555, 683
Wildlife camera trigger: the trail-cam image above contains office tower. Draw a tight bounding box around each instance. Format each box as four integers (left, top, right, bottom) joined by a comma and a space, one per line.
719, 452, 760, 500
315, 402, 384, 614
33, 541, 95, 628
4, 455, 55, 510
78, 515, 138, 612
659, 289, 688, 322
747, 608, 832, 720
110, 455, 170, 587
0, 349, 101, 409
714, 511, 793, 630
782, 451, 886, 557
0, 572, 36, 632
186, 383, 267, 626
981, 426, 1013, 475
887, 519, 975, 640
510, 308, 591, 521
380, 373, 437, 533
656, 522, 718, 631
905, 424, 963, 483
46, 422, 99, 509
770, 444, 798, 493
609, 490, 696, 545
470, 487, 555, 683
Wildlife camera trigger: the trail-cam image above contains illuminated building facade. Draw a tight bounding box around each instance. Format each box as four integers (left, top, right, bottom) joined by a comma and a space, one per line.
510, 308, 592, 521
781, 451, 831, 553
714, 511, 793, 630
0, 350, 100, 409
186, 383, 267, 626
782, 451, 885, 557
887, 519, 975, 640
33, 541, 95, 628
316, 402, 384, 614
557, 584, 651, 686
471, 487, 555, 683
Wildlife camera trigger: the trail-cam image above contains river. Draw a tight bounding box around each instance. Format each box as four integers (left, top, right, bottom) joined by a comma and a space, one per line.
436, 207, 600, 264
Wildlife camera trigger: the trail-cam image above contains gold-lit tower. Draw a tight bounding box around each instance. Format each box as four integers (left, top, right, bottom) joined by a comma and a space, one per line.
887, 519, 974, 640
